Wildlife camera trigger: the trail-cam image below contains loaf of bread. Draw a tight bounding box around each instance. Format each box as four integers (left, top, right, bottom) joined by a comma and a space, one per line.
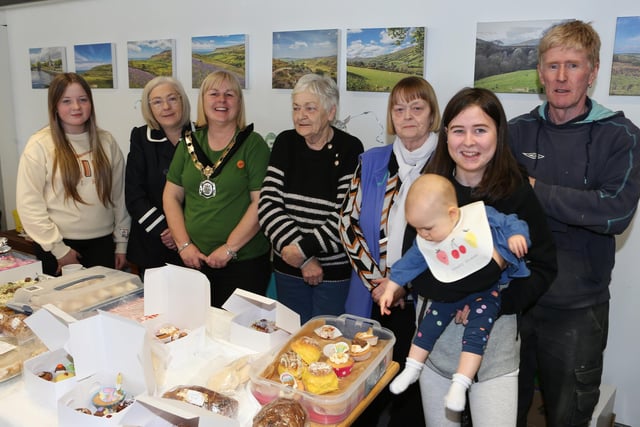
253, 397, 307, 427
162, 385, 238, 418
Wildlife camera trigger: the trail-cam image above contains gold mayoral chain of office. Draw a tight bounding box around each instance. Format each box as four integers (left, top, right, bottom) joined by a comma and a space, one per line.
184, 130, 237, 199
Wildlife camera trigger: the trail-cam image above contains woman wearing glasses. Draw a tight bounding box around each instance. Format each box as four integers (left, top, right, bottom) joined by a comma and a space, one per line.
125, 76, 192, 276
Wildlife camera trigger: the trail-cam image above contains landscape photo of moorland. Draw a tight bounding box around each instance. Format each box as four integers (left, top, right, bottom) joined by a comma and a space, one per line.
272, 29, 338, 89
192, 34, 246, 89
346, 27, 424, 93
127, 39, 175, 89
610, 16, 640, 96
74, 43, 116, 89
474, 19, 565, 94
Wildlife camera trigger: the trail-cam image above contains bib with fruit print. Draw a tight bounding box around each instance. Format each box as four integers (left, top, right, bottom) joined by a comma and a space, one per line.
417, 201, 493, 283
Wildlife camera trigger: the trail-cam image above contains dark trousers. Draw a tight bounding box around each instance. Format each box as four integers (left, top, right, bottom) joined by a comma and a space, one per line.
35, 234, 115, 276
200, 252, 271, 308
274, 271, 351, 324
517, 302, 609, 427
352, 298, 425, 427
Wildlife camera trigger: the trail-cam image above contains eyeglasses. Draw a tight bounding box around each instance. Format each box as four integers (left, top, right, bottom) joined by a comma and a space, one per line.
149, 94, 180, 109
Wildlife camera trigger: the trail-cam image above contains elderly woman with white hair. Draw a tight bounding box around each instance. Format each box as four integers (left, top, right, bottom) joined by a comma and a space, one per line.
259, 73, 364, 322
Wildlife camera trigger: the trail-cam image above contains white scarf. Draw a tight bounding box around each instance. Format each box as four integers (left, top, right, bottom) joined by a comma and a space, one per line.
387, 132, 438, 266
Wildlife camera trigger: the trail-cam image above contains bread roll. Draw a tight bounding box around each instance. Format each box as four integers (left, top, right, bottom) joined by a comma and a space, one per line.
253, 397, 307, 427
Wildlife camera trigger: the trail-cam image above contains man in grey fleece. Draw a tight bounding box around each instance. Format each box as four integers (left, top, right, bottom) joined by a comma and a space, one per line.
509, 20, 640, 427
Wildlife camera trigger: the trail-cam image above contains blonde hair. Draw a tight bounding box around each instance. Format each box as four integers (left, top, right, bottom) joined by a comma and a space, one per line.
407, 173, 458, 214
48, 73, 113, 206
140, 76, 191, 130
538, 20, 601, 69
195, 71, 246, 128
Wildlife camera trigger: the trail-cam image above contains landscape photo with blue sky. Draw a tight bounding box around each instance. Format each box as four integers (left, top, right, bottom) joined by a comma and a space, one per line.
74, 43, 115, 88
127, 39, 175, 88
192, 34, 246, 88
346, 27, 424, 92
272, 29, 338, 89
610, 16, 640, 96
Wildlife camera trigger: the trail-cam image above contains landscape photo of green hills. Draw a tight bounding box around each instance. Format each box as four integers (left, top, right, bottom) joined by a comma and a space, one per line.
609, 17, 640, 96
473, 20, 563, 94
610, 54, 640, 96
127, 39, 175, 89
346, 27, 424, 93
75, 43, 115, 89
272, 29, 338, 89
192, 35, 246, 89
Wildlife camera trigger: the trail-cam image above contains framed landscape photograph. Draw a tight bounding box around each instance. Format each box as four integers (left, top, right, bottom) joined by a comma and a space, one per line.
474, 19, 567, 93
346, 27, 425, 92
610, 16, 640, 96
192, 34, 247, 89
127, 39, 176, 89
29, 46, 67, 89
272, 29, 338, 89
74, 43, 116, 89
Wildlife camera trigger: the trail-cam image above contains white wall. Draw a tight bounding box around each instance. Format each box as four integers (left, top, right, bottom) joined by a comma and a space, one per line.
0, 11, 16, 230
1, 0, 639, 423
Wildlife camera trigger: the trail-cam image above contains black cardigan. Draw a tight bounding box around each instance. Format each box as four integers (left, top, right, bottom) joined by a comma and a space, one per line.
124, 125, 184, 271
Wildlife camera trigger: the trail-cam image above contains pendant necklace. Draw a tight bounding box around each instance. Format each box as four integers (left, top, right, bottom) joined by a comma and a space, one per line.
184, 130, 237, 199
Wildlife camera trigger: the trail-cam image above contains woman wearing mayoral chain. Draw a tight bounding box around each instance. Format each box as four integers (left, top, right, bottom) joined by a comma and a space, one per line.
163, 71, 271, 307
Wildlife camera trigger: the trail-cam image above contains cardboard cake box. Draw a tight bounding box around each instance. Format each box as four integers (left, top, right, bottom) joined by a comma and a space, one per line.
23, 306, 78, 409
142, 264, 210, 370
222, 288, 301, 353
121, 394, 240, 427
0, 250, 42, 284
56, 310, 156, 426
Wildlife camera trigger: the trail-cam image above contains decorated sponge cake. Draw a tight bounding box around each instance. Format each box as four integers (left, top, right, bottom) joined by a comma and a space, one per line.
302, 362, 339, 395
290, 336, 321, 365
277, 350, 306, 379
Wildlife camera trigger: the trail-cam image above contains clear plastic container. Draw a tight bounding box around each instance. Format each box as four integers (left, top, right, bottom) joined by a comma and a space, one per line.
249, 314, 395, 425
6, 266, 142, 317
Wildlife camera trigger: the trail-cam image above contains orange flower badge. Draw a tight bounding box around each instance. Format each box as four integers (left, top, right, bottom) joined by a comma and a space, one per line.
236, 160, 245, 169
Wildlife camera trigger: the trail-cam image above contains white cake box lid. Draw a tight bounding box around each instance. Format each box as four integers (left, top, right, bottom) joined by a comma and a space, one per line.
23, 305, 77, 409
142, 264, 210, 369
57, 310, 155, 426
222, 288, 300, 352
122, 394, 240, 427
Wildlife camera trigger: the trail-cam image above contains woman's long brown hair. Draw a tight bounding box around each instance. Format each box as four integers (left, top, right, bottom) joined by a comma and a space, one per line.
423, 87, 523, 202
48, 73, 113, 206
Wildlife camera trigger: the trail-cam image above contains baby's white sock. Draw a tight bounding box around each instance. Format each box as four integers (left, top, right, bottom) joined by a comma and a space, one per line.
445, 373, 472, 411
389, 357, 424, 394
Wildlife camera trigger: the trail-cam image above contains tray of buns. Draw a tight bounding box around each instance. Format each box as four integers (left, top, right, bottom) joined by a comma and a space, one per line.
5, 266, 142, 317
249, 314, 395, 425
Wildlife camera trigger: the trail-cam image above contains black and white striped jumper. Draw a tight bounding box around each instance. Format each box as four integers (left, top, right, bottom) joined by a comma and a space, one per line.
258, 127, 364, 281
